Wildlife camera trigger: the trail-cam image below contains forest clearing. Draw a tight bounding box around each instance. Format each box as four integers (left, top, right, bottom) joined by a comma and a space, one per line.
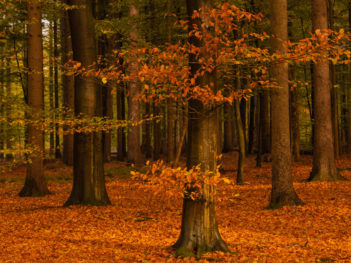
1, 153, 351, 262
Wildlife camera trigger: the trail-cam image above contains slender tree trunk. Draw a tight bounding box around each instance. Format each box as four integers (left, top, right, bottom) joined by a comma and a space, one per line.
173, 0, 229, 255
153, 103, 161, 159
49, 21, 55, 157
5, 53, 13, 160
309, 0, 338, 181
328, 0, 339, 158
290, 69, 300, 161
0, 57, 4, 159
127, 5, 144, 165
19, 0, 50, 197
235, 98, 245, 185
222, 103, 233, 152
248, 95, 256, 154
117, 85, 126, 161
268, 0, 303, 208
64, 0, 110, 206
260, 92, 271, 156
54, 14, 61, 159
61, 6, 74, 166
347, 2, 351, 154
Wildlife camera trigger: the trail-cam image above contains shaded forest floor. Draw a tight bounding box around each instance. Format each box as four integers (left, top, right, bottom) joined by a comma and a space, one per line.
1, 153, 351, 262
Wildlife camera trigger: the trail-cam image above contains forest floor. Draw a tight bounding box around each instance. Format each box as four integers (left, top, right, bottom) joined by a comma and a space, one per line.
0, 153, 351, 262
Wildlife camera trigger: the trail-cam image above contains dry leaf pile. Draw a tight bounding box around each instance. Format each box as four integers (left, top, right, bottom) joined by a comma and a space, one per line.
0, 153, 351, 262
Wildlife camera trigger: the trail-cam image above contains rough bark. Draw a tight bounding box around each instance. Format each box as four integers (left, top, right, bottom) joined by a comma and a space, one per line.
173, 0, 229, 256
127, 5, 144, 166
64, 0, 110, 206
19, 0, 50, 197
268, 0, 303, 208
61, 7, 74, 166
309, 0, 338, 181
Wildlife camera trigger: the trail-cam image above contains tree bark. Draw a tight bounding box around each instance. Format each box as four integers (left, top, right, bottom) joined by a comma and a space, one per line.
173, 0, 229, 255
268, 0, 303, 208
222, 103, 233, 152
64, 0, 110, 206
54, 12, 61, 159
347, 2, 351, 154
127, 5, 144, 166
19, 0, 50, 197
309, 0, 338, 181
235, 98, 245, 185
61, 7, 74, 166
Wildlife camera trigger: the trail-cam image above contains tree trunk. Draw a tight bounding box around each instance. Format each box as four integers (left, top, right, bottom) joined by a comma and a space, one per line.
54, 13, 61, 159
347, 3, 351, 154
260, 92, 271, 156
235, 98, 245, 185
222, 103, 233, 152
173, 0, 229, 256
19, 0, 50, 197
61, 6, 74, 166
328, 0, 339, 158
248, 95, 256, 154
289, 69, 300, 162
64, 0, 110, 206
127, 5, 144, 166
309, 0, 338, 181
117, 85, 126, 161
49, 21, 55, 157
167, 99, 175, 162
268, 0, 303, 208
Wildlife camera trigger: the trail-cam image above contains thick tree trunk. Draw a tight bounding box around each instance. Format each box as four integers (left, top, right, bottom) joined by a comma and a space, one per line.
64, 0, 110, 206
268, 0, 303, 208
127, 5, 144, 166
309, 0, 338, 181
61, 7, 74, 166
173, 0, 228, 256
19, 0, 50, 197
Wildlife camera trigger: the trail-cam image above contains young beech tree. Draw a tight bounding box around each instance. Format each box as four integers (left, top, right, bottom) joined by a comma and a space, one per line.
64, 0, 110, 206
309, 0, 338, 181
172, 0, 229, 256
268, 0, 303, 208
19, 0, 50, 197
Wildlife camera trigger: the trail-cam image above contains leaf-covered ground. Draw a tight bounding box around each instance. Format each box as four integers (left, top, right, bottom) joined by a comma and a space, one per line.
1, 153, 351, 262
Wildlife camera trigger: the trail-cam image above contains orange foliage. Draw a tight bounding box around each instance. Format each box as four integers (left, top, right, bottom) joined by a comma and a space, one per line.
1, 154, 351, 262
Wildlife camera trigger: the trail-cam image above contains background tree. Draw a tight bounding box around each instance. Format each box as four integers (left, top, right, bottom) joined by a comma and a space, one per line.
309, 0, 338, 181
268, 0, 303, 208
172, 0, 229, 255
19, 0, 50, 197
64, 0, 110, 206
